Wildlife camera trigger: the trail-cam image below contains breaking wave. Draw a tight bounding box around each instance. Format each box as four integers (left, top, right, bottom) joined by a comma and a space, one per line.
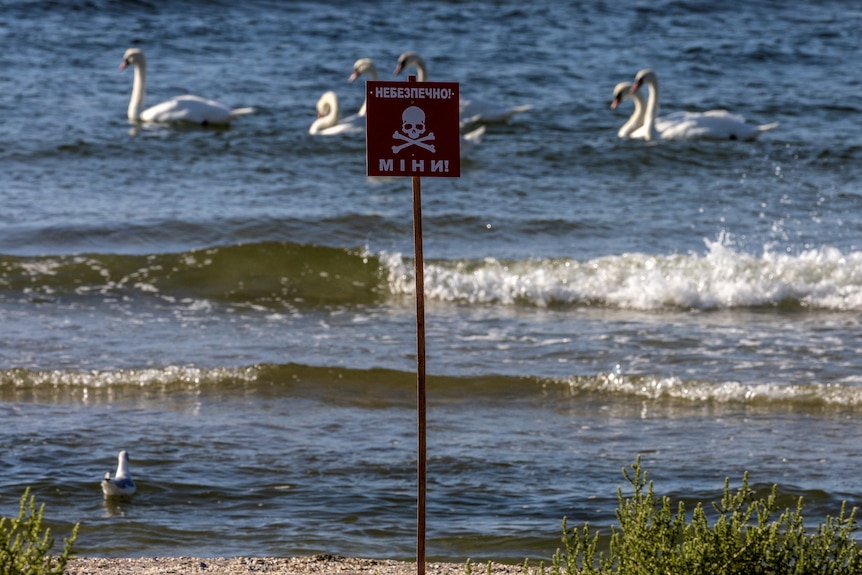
1, 363, 859, 410
2, 236, 861, 311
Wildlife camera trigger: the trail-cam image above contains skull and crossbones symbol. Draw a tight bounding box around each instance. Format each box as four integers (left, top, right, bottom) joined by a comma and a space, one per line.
392, 106, 435, 153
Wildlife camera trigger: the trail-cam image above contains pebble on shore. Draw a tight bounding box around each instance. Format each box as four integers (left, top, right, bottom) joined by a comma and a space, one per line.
65, 554, 528, 575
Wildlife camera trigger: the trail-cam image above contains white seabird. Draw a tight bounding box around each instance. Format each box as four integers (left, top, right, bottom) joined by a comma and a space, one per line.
101, 450, 137, 497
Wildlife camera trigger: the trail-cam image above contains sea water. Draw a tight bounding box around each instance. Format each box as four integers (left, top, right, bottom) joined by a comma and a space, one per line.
0, 0, 860, 562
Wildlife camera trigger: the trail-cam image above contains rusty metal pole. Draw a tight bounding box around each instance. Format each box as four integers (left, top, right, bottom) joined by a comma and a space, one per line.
412, 172, 427, 575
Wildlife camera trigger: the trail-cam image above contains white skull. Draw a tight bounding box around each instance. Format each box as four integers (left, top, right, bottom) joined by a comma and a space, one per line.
401, 106, 426, 139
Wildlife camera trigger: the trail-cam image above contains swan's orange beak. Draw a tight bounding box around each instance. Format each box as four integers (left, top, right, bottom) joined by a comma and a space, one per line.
393, 64, 403, 76
610, 98, 620, 110
118, 60, 128, 72
631, 81, 642, 93
348, 71, 359, 83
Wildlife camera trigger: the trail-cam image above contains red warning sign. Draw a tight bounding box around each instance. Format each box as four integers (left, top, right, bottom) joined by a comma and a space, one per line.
365, 79, 460, 178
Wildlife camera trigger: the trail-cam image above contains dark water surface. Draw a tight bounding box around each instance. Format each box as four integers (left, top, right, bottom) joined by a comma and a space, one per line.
1, 0, 860, 562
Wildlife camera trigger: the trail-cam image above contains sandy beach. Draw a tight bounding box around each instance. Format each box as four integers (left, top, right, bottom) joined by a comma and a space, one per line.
65, 555, 529, 575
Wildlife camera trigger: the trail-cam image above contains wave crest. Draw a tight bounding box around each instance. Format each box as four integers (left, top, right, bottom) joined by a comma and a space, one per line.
3, 238, 861, 311
3, 364, 859, 410
560, 371, 862, 407
383, 237, 862, 310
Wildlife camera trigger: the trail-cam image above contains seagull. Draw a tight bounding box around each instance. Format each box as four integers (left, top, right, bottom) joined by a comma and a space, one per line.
101, 450, 136, 497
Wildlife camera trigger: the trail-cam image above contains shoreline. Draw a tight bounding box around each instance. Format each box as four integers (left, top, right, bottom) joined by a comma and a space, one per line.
65, 554, 529, 575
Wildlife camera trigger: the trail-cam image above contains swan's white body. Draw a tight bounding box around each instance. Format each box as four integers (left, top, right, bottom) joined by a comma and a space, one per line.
393, 51, 531, 129
309, 91, 365, 135
629, 68, 778, 141
101, 450, 136, 497
459, 125, 486, 157
119, 48, 255, 125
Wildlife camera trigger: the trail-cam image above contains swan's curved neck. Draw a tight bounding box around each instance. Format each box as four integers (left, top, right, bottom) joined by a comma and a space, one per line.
128, 62, 147, 121
351, 63, 379, 117
310, 92, 340, 133
322, 93, 339, 125
641, 75, 660, 141
414, 60, 428, 82
358, 67, 378, 116
357, 81, 371, 116
619, 92, 647, 138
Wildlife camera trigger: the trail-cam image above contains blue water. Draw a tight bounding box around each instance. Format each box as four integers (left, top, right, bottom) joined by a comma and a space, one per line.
1, 0, 861, 562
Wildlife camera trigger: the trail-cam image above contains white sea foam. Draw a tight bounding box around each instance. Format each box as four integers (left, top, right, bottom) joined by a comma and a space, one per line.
380, 238, 862, 311
5, 365, 256, 388
560, 372, 862, 407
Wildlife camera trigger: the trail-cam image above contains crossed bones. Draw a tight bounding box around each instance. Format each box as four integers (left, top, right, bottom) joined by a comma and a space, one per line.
392, 131, 436, 154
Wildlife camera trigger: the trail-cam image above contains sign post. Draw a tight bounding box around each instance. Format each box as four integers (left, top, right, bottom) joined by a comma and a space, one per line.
365, 76, 460, 575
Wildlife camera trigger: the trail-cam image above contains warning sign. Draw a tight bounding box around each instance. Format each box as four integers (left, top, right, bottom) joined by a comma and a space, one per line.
366, 80, 460, 178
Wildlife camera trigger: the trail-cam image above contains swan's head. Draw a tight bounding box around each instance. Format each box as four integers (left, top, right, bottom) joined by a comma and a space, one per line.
394, 51, 424, 76
349, 58, 379, 83
119, 48, 145, 71
610, 82, 634, 110
631, 68, 656, 93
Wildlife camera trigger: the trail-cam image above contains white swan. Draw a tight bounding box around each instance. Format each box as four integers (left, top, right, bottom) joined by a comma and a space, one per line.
101, 450, 136, 497
610, 81, 648, 138
309, 58, 382, 135
393, 51, 531, 129
630, 68, 778, 141
119, 48, 255, 125
348, 58, 380, 117
610, 81, 694, 139
309, 91, 365, 135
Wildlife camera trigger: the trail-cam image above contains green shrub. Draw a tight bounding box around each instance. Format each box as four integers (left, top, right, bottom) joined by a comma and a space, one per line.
0, 489, 79, 575
549, 457, 860, 575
